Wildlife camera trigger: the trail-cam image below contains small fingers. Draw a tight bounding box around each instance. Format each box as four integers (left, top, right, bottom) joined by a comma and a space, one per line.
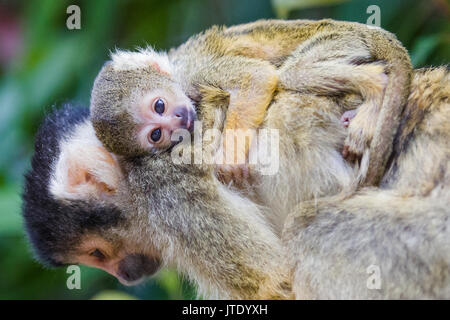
340, 110, 358, 128
215, 164, 252, 189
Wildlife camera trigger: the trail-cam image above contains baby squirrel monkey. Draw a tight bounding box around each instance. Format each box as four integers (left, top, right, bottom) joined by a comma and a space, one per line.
91, 19, 411, 186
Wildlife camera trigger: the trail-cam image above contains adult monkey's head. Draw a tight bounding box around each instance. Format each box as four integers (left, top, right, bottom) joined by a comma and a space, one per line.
23, 104, 291, 299
22, 104, 162, 285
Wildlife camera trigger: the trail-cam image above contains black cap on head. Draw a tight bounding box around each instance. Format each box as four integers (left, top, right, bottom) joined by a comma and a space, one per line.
22, 104, 124, 267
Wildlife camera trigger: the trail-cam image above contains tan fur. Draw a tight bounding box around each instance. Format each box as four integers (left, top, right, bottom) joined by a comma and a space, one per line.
178, 67, 448, 298
92, 19, 411, 187
85, 21, 450, 299
250, 90, 357, 230
115, 67, 448, 299
172, 19, 411, 186
59, 66, 448, 299
110, 155, 293, 299
281, 67, 450, 299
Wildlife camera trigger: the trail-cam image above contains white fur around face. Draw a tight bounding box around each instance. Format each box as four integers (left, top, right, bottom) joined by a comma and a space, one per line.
49, 120, 121, 201
110, 47, 173, 74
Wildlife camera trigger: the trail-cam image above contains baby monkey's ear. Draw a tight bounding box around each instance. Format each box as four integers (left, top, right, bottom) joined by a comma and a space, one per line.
49, 123, 122, 202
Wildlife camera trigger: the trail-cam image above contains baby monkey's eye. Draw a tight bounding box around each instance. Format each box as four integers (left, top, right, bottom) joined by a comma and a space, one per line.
154, 98, 165, 115
90, 249, 105, 260
150, 128, 162, 142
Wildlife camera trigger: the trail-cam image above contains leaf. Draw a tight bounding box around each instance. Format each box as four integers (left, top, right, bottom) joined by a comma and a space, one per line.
0, 184, 22, 236
410, 34, 441, 67
272, 0, 350, 18
91, 290, 138, 300
156, 269, 186, 299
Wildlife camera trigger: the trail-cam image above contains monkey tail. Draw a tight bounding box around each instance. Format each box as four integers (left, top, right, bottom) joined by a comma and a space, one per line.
362, 37, 412, 186
363, 42, 412, 186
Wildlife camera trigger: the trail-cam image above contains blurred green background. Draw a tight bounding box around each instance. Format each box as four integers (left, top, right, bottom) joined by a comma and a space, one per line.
0, 0, 448, 299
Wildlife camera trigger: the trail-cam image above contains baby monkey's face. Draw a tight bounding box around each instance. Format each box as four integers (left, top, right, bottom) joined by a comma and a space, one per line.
135, 87, 196, 152
90, 56, 198, 157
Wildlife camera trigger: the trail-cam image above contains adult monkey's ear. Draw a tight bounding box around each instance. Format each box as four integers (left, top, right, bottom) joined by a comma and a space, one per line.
49, 122, 122, 201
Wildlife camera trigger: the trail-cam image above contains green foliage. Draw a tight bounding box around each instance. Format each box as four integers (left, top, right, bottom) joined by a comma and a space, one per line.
272, 0, 350, 18
0, 0, 448, 299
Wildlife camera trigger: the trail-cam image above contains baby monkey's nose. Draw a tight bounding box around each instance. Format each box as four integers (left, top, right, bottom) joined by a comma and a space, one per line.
171, 105, 196, 132
173, 106, 187, 119
172, 106, 190, 128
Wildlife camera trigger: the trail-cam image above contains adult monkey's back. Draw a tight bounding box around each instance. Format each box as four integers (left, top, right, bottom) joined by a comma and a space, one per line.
282, 67, 450, 299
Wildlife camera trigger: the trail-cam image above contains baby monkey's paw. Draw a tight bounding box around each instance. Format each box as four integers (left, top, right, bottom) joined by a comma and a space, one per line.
342, 66, 388, 163
342, 111, 374, 163
340, 109, 357, 128
341, 109, 363, 162
215, 163, 251, 189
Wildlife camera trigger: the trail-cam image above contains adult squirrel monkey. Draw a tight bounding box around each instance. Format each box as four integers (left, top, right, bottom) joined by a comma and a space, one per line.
22, 67, 449, 299
90, 19, 411, 186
